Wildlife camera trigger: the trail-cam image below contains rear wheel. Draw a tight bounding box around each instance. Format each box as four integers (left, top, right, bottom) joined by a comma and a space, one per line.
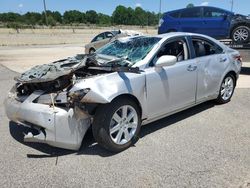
232, 26, 250, 44
92, 97, 141, 152
216, 74, 235, 104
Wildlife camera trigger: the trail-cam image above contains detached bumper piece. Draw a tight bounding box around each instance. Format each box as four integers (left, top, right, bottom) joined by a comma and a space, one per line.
4, 91, 91, 150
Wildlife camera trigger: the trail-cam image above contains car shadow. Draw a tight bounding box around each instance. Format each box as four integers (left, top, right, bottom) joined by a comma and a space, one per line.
9, 122, 113, 158
240, 66, 250, 75
9, 101, 215, 158
140, 101, 215, 138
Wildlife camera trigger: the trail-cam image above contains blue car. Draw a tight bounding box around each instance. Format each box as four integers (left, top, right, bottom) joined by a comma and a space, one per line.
158, 6, 250, 44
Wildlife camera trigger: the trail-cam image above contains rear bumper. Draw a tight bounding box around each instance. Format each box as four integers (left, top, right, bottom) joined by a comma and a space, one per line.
4, 91, 91, 150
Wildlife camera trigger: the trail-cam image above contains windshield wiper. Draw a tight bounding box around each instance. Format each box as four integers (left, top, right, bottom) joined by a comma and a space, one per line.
105, 56, 133, 67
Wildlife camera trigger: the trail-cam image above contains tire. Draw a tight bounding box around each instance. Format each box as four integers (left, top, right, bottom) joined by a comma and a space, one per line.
89, 48, 96, 54
92, 97, 141, 152
216, 74, 236, 104
232, 26, 250, 44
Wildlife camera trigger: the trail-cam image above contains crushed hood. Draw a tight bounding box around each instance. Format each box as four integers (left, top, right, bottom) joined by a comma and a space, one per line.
15, 54, 87, 83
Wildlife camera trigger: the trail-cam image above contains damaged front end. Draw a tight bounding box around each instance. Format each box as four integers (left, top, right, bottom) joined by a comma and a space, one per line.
4, 54, 103, 150
5, 41, 144, 150
5, 90, 91, 150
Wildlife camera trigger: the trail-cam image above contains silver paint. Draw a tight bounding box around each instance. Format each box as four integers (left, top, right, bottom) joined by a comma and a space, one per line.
5, 32, 242, 150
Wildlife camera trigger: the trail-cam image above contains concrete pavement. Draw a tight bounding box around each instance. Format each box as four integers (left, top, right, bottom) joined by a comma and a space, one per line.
0, 64, 250, 187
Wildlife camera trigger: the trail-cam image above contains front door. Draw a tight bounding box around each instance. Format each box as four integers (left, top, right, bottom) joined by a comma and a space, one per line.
145, 37, 197, 120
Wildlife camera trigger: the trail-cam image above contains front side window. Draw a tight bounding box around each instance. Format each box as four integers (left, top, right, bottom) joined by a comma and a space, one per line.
192, 38, 223, 57
204, 7, 226, 18
149, 38, 189, 66
180, 7, 202, 18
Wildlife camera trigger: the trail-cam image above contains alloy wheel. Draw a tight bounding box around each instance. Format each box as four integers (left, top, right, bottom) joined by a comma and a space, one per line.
233, 28, 249, 42
221, 76, 234, 101
109, 105, 138, 145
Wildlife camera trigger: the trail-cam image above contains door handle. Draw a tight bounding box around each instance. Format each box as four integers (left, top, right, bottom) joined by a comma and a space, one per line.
219, 57, 227, 62
187, 65, 197, 71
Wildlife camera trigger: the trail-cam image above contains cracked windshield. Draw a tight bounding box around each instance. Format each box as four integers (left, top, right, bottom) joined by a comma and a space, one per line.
96, 36, 161, 66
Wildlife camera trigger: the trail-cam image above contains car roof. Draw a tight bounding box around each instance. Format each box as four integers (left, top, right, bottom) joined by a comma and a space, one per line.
156, 32, 225, 46
166, 6, 233, 14
116, 32, 222, 46
156, 32, 207, 39
120, 32, 216, 41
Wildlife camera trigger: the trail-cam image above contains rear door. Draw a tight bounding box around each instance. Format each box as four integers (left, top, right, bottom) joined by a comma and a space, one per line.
202, 7, 231, 38
191, 37, 227, 102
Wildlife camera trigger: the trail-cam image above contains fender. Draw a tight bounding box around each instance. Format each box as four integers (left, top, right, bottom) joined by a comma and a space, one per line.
71, 71, 148, 119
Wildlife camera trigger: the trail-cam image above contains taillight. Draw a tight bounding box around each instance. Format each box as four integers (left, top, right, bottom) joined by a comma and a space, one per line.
234, 55, 242, 63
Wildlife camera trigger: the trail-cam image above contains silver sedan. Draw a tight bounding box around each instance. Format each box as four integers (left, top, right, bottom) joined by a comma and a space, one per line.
5, 32, 242, 152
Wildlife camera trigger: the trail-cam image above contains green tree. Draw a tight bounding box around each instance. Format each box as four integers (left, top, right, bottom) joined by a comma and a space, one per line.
112, 5, 128, 25
134, 7, 147, 26
146, 11, 158, 26
186, 3, 194, 8
47, 15, 56, 26
85, 10, 98, 24
51, 11, 62, 23
0, 12, 22, 22
63, 10, 84, 24
126, 7, 135, 25
23, 12, 42, 26
98, 13, 111, 25
0, 5, 161, 27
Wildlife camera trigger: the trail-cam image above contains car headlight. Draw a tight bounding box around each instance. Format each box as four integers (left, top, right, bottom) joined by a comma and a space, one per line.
68, 88, 90, 101
159, 18, 164, 27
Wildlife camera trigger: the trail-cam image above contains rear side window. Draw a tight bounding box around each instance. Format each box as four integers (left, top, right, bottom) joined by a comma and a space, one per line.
169, 11, 180, 18
180, 7, 202, 18
192, 38, 223, 57
204, 7, 226, 18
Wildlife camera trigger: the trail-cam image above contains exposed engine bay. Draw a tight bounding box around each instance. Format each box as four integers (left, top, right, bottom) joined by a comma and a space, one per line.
5, 53, 141, 150
15, 54, 140, 96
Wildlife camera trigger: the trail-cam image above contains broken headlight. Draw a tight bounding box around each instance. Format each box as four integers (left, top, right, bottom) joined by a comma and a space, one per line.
68, 88, 90, 102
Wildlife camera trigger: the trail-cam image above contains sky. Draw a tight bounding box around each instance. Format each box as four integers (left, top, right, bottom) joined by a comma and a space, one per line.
0, 0, 249, 15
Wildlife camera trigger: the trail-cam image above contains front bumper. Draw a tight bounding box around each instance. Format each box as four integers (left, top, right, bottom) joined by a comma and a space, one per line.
4, 91, 91, 150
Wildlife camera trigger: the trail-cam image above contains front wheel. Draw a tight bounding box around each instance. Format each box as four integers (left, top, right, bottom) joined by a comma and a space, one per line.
232, 26, 250, 44
92, 97, 141, 152
216, 74, 236, 104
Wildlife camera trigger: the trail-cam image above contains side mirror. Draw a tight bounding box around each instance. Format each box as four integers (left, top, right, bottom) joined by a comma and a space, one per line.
155, 55, 177, 67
